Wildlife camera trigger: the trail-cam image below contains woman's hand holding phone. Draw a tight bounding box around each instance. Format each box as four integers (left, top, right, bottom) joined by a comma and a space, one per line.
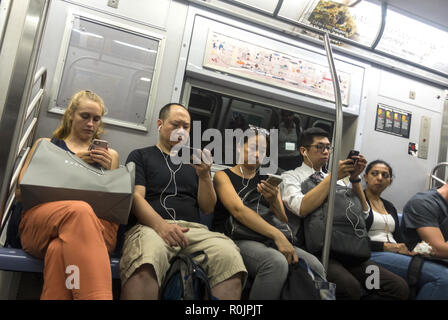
85, 139, 113, 169
75, 151, 95, 165
90, 148, 113, 170
75, 141, 113, 169
258, 180, 279, 204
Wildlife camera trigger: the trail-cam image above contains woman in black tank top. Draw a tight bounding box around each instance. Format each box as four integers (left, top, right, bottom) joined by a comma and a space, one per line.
213, 127, 328, 299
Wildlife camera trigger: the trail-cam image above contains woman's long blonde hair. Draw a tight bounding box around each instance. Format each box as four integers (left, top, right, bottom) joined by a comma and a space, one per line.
52, 90, 106, 140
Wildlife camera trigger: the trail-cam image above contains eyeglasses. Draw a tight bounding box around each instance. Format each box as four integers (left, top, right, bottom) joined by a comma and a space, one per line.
306, 144, 333, 153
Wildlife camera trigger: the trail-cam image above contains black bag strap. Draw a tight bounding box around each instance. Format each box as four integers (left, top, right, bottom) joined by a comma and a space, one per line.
241, 187, 261, 203
407, 254, 425, 299
161, 251, 209, 300
189, 250, 208, 265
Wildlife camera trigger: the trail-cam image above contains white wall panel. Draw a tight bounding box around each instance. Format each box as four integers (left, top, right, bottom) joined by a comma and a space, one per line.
34, 0, 189, 164
360, 68, 445, 211
378, 69, 445, 112
61, 0, 172, 30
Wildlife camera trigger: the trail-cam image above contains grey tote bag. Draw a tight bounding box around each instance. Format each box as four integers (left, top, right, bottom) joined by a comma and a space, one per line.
20, 139, 135, 224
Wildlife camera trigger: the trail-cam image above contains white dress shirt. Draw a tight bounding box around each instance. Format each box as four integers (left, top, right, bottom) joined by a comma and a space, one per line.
280, 162, 349, 217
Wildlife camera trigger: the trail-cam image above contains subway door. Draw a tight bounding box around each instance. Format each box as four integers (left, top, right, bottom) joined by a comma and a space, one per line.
359, 68, 446, 212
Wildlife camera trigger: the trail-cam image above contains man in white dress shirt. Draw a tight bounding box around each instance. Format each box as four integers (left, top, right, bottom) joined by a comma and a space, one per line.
280, 127, 409, 300
281, 127, 368, 218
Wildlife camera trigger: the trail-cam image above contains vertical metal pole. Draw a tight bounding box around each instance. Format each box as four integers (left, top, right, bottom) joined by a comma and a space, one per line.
321, 33, 344, 272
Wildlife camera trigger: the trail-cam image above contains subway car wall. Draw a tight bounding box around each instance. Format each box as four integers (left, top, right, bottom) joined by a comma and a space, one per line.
14, 0, 448, 215
1, 0, 448, 301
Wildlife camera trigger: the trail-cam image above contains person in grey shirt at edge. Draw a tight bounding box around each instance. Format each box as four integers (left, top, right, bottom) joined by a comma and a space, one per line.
401, 180, 448, 258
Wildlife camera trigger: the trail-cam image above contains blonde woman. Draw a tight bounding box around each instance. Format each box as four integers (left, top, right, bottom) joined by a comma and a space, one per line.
16, 90, 119, 300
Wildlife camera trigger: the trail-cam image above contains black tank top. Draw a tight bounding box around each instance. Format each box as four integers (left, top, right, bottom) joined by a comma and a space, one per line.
212, 168, 265, 233
50, 138, 74, 154
50, 138, 102, 169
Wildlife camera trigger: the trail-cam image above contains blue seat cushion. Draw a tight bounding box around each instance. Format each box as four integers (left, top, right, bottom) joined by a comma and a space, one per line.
0, 246, 120, 279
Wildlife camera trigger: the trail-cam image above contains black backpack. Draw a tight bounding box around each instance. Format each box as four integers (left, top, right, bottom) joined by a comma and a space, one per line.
160, 251, 213, 300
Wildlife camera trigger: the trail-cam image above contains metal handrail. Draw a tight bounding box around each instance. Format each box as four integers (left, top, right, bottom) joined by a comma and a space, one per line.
18, 67, 46, 156
1, 193, 15, 229
430, 162, 448, 188
9, 147, 31, 193
1, 67, 46, 232
11, 67, 46, 192
321, 32, 344, 272
34, 66, 47, 86
25, 88, 44, 121
17, 118, 37, 156
0, 0, 50, 239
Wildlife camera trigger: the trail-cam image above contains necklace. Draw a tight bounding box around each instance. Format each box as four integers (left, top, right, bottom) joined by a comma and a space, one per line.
381, 213, 391, 243
370, 197, 392, 242
370, 198, 387, 213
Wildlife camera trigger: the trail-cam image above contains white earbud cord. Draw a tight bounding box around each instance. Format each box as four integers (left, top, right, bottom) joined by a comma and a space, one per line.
238, 166, 264, 216
306, 151, 365, 237
237, 166, 251, 199
156, 145, 183, 222
305, 152, 317, 174
344, 187, 366, 238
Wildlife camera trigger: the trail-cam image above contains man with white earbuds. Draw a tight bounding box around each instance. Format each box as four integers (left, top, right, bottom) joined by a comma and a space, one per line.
281, 127, 368, 219
280, 127, 409, 300
119, 103, 247, 300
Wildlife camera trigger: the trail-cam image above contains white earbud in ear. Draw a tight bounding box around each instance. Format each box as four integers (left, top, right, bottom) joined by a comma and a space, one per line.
158, 125, 162, 131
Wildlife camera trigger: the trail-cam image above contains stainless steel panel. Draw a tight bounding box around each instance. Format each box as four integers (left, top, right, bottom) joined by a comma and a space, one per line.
437, 95, 448, 180
0, 0, 12, 50
0, 0, 49, 222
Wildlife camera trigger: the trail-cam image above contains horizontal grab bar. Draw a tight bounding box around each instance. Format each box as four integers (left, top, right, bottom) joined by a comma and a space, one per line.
17, 118, 37, 157
10, 147, 31, 192
25, 88, 43, 121
33, 67, 47, 88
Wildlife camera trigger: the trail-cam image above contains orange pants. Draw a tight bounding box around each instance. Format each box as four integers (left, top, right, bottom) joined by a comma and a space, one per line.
19, 200, 118, 300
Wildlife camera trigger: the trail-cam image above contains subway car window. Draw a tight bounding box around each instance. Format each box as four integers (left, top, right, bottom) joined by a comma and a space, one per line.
50, 15, 162, 130
186, 86, 333, 172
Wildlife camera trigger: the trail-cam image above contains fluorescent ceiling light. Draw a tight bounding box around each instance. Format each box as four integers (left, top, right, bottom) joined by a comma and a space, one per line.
113, 40, 157, 53
72, 29, 104, 39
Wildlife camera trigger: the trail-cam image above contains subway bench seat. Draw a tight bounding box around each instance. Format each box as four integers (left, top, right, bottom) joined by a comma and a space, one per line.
0, 246, 121, 279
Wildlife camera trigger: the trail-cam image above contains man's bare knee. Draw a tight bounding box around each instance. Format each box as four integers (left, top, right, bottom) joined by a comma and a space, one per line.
211, 272, 245, 300
134, 264, 157, 280
121, 264, 159, 300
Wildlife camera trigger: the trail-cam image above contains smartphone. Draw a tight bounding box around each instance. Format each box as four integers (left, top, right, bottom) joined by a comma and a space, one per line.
347, 149, 359, 160
182, 145, 212, 165
266, 174, 283, 187
189, 147, 203, 164
347, 149, 359, 164
89, 139, 109, 151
